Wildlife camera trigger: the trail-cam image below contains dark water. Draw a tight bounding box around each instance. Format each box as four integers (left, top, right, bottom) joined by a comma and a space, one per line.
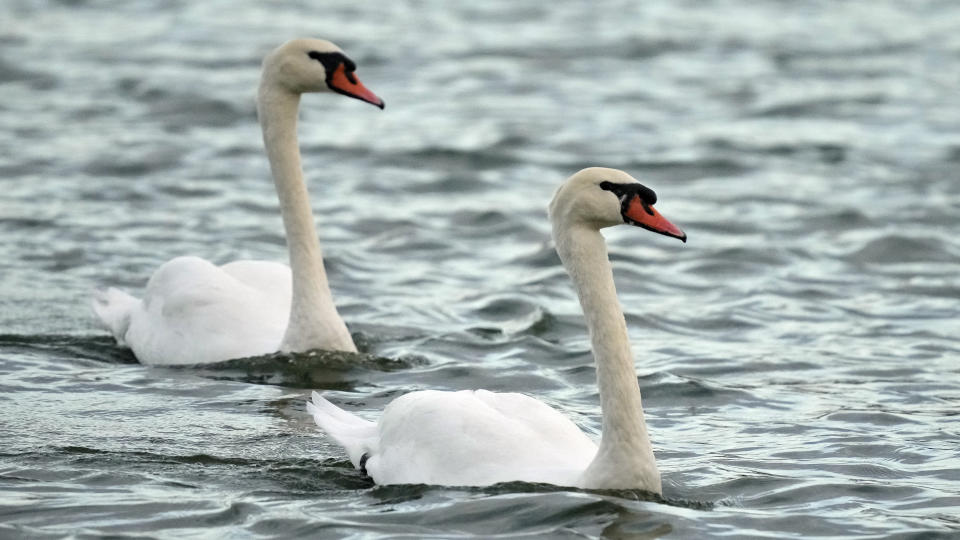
2, 0, 959, 537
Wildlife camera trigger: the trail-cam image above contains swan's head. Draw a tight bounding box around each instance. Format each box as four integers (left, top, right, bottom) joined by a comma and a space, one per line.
262, 38, 384, 109
549, 167, 686, 242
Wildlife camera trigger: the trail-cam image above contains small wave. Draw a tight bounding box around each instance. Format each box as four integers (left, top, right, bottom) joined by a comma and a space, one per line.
824, 410, 919, 427
46, 446, 371, 493
381, 147, 523, 171
706, 136, 852, 164
0, 334, 137, 364
622, 157, 754, 181
114, 77, 247, 129
82, 144, 185, 178
0, 57, 55, 88
750, 93, 886, 119
845, 234, 957, 264
639, 372, 767, 411
184, 349, 429, 389
351, 480, 712, 540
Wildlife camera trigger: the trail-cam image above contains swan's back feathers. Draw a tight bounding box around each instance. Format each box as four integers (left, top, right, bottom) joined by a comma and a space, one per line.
96, 256, 293, 365
318, 389, 598, 486
91, 287, 139, 345
220, 260, 293, 293
307, 392, 377, 468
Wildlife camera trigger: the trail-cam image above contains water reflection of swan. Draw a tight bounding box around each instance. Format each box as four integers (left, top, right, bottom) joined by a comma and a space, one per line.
310, 167, 686, 492
93, 38, 383, 365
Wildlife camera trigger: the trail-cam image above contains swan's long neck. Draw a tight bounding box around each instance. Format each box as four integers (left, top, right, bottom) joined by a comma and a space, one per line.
553, 223, 660, 492
257, 82, 356, 353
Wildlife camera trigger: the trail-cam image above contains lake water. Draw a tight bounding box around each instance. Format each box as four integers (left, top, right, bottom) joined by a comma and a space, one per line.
2, 0, 959, 538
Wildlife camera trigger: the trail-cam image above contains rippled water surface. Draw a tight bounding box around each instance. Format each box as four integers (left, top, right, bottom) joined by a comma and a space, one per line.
2, 0, 960, 538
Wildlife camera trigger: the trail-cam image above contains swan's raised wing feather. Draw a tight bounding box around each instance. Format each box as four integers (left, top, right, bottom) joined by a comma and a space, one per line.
307, 392, 377, 468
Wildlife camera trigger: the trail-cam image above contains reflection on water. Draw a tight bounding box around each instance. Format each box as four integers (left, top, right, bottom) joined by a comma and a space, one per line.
2, 0, 959, 537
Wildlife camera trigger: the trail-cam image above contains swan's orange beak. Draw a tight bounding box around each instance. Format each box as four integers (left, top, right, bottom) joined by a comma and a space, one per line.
329, 64, 384, 109
623, 196, 687, 242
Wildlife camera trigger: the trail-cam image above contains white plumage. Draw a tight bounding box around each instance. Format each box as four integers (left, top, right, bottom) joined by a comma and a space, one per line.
93, 257, 291, 365
92, 39, 384, 364
309, 167, 687, 492
309, 390, 597, 486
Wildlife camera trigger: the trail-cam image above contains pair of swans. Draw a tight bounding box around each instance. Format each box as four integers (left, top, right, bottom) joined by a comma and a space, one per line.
93, 39, 687, 493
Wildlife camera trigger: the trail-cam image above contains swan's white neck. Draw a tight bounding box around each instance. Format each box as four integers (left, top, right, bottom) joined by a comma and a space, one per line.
257, 82, 356, 353
553, 223, 660, 492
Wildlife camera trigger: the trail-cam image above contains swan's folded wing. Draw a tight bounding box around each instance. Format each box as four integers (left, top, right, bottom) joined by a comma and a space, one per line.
366, 390, 597, 486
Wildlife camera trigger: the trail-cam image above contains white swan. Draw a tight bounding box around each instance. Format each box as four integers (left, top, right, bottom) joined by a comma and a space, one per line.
308, 167, 686, 492
92, 39, 384, 365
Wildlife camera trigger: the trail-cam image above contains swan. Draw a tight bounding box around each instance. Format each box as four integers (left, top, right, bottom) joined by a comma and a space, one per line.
308, 167, 686, 492
92, 38, 384, 365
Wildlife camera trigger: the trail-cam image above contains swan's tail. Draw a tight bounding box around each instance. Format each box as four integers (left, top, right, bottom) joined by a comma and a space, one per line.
307, 391, 377, 469
91, 287, 138, 345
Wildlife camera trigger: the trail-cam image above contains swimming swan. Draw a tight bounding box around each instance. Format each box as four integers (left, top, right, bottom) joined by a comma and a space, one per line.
309, 167, 686, 492
92, 38, 384, 365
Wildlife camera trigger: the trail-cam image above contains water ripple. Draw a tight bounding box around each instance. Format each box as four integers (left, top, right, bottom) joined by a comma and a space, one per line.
2, 0, 959, 538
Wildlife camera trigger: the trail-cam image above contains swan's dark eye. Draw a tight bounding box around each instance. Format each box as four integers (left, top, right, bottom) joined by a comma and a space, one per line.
307, 50, 329, 64
308, 51, 341, 71
598, 181, 657, 205
308, 51, 358, 83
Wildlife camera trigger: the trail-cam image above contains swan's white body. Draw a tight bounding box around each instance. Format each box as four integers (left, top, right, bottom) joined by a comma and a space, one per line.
309, 167, 686, 492
94, 258, 292, 365
93, 39, 383, 365
310, 389, 597, 486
